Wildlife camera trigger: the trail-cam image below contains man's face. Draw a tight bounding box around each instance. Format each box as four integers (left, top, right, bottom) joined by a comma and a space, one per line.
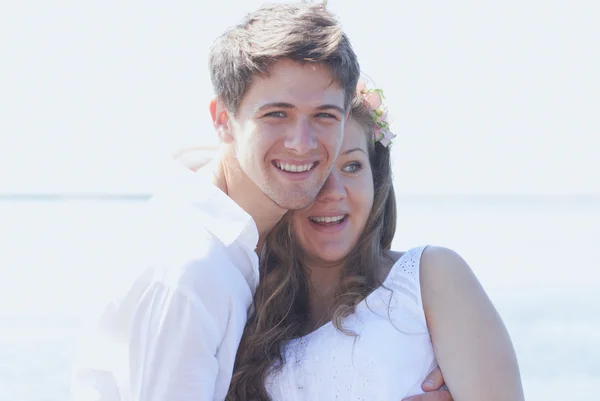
220, 59, 347, 210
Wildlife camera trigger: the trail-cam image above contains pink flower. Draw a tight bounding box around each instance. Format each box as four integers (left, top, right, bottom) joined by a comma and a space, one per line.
375, 128, 395, 148
375, 108, 388, 123
359, 84, 395, 147
379, 136, 391, 147
364, 90, 382, 110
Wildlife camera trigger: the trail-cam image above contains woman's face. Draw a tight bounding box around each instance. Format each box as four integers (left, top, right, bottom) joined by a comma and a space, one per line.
291, 118, 374, 266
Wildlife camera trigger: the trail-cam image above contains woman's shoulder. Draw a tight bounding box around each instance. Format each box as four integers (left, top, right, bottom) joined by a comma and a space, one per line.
418, 246, 472, 278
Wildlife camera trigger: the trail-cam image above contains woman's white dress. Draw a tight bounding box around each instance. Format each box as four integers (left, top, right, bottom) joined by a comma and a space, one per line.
266, 246, 438, 401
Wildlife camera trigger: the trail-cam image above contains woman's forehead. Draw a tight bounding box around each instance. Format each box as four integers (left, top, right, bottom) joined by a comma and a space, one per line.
341, 118, 369, 152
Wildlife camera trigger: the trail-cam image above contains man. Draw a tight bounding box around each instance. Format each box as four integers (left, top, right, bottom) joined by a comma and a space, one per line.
71, 3, 451, 401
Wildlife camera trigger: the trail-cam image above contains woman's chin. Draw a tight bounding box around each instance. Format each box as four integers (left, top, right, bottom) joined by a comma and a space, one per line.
312, 245, 352, 265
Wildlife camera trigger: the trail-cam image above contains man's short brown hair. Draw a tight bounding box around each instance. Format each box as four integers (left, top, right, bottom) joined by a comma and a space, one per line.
209, 2, 360, 115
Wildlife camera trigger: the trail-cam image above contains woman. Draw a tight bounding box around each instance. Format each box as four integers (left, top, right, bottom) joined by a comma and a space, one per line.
223, 81, 525, 401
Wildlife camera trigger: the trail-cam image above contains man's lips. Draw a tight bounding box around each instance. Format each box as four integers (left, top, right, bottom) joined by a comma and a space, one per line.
273, 160, 318, 173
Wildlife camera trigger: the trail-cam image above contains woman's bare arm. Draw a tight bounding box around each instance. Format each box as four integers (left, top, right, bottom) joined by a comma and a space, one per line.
420, 246, 525, 401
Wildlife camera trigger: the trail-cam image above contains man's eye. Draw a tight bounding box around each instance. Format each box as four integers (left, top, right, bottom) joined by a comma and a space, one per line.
265, 111, 286, 118
316, 112, 336, 118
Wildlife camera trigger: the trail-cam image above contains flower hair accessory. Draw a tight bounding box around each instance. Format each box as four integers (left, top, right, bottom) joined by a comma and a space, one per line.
356, 81, 396, 147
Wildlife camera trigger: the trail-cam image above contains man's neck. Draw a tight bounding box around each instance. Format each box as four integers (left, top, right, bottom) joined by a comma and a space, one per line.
210, 151, 286, 249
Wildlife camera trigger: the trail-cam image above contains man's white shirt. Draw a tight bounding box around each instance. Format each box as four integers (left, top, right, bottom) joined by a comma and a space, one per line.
71, 161, 259, 401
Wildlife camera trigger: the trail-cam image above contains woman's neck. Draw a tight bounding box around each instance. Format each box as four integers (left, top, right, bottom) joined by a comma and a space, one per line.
305, 261, 344, 330
303, 252, 396, 331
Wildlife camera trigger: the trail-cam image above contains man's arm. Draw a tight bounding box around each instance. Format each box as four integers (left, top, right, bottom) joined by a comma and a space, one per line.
72, 277, 225, 401
127, 281, 221, 400
418, 246, 525, 401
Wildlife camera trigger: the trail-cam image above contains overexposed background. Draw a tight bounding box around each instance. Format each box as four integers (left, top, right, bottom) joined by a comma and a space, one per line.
1, 1, 599, 400
2, 0, 598, 195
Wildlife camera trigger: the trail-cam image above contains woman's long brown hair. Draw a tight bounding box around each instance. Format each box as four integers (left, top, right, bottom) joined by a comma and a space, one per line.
226, 95, 397, 401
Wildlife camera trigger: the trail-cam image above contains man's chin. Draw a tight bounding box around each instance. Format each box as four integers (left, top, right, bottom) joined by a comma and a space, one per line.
272, 191, 318, 211
261, 177, 324, 210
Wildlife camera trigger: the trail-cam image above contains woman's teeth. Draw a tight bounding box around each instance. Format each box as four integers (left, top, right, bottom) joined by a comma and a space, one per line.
309, 215, 346, 224
275, 162, 315, 173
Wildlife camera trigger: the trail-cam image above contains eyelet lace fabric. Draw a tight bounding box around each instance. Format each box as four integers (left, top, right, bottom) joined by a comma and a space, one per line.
266, 246, 438, 401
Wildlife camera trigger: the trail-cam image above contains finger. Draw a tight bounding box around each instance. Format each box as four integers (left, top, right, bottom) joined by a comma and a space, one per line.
172, 145, 218, 160
421, 367, 445, 391
173, 147, 217, 172
179, 157, 211, 172
402, 390, 453, 401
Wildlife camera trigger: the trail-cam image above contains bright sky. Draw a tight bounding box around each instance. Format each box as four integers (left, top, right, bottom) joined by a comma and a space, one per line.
1, 1, 598, 195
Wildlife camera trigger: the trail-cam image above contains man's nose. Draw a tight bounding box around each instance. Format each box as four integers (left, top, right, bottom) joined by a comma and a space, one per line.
283, 119, 317, 155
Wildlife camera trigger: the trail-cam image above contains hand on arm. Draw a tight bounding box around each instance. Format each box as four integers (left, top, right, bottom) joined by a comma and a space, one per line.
173, 146, 218, 172
403, 367, 453, 401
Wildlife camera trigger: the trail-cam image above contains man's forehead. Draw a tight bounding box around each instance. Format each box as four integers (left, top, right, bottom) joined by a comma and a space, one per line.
246, 61, 344, 96
243, 84, 345, 113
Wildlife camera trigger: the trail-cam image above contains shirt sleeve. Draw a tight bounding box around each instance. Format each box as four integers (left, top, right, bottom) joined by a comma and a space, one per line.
126, 281, 222, 401
71, 280, 224, 401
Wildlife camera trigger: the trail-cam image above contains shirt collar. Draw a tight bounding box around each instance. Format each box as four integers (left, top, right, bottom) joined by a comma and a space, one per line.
152, 159, 259, 250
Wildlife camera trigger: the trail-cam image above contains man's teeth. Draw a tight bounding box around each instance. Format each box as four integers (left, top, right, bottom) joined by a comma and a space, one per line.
310, 215, 345, 224
276, 162, 314, 173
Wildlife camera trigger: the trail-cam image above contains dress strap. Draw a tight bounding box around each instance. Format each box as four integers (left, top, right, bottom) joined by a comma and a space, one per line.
386, 245, 428, 308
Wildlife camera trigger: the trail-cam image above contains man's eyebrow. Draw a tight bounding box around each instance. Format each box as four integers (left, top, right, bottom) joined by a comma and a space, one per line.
255, 102, 296, 113
315, 104, 345, 115
255, 103, 345, 115
342, 147, 367, 155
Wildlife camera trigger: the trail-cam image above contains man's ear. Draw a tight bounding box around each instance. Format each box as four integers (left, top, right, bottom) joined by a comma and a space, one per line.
209, 97, 234, 144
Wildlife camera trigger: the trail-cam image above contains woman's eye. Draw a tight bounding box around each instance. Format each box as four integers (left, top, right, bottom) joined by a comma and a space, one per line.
342, 162, 363, 173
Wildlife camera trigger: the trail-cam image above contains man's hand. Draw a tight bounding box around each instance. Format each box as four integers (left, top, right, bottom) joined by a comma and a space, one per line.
402, 367, 452, 401
173, 146, 218, 172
